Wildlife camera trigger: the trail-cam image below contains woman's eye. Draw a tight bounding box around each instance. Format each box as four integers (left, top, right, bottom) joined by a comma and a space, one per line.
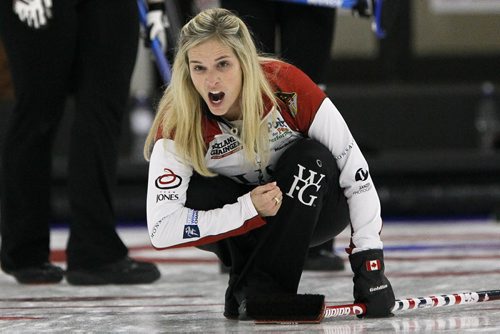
192, 65, 204, 72
218, 61, 230, 69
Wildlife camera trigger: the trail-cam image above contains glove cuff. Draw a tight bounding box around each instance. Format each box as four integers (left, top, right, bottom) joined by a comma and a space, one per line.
349, 249, 385, 274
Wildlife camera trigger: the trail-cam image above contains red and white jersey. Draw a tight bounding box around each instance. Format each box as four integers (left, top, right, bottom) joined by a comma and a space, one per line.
147, 61, 383, 253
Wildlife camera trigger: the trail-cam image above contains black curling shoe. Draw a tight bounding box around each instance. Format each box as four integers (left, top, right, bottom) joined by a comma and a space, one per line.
3, 262, 64, 284
66, 257, 160, 285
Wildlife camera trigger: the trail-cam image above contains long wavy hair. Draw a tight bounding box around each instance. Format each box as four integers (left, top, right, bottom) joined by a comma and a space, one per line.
144, 8, 278, 176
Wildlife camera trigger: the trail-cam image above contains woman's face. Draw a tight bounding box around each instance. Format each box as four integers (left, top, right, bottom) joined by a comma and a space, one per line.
188, 38, 243, 121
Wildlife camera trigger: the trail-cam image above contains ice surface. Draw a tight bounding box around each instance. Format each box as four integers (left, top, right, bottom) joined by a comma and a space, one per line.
1, 218, 499, 333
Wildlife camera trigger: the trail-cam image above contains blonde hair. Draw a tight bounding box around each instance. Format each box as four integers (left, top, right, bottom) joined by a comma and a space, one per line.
144, 8, 278, 176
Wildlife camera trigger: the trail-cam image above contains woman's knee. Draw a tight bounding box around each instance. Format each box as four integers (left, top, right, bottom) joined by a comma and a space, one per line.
276, 138, 337, 177
310, 195, 350, 246
274, 139, 339, 200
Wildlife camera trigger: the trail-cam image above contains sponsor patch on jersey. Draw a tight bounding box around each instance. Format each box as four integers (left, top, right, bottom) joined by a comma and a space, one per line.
355, 167, 369, 182
335, 141, 354, 160
276, 91, 298, 117
353, 182, 372, 196
183, 225, 200, 239
209, 136, 242, 160
269, 114, 294, 145
150, 216, 168, 239
183, 209, 200, 239
155, 168, 182, 190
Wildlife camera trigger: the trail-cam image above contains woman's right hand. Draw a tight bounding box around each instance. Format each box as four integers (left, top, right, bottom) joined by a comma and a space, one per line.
250, 182, 282, 217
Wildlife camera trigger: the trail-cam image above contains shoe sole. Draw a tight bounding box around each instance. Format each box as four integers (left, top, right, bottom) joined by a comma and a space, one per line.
66, 271, 160, 285
15, 277, 63, 284
4, 270, 64, 285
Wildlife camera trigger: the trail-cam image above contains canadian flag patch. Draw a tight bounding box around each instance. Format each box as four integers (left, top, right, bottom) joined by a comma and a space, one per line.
366, 259, 381, 271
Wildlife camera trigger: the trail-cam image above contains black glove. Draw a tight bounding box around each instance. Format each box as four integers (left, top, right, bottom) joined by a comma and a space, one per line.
349, 249, 395, 318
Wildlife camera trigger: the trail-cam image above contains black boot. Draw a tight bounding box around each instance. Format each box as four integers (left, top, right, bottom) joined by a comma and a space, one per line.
2, 262, 64, 284
66, 257, 160, 285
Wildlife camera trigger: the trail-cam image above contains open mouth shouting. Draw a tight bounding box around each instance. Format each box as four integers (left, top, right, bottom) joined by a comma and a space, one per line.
187, 38, 242, 120
208, 91, 225, 105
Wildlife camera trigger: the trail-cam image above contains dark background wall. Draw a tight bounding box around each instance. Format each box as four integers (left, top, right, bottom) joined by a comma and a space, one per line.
1, 0, 499, 222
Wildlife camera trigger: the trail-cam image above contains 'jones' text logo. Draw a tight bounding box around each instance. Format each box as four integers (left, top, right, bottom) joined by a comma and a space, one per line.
156, 193, 179, 203
286, 164, 325, 206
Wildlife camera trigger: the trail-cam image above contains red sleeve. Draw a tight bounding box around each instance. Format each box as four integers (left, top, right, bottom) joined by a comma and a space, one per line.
263, 61, 327, 133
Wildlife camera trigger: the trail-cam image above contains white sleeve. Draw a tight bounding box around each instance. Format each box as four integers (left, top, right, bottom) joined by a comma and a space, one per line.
308, 98, 384, 253
146, 139, 261, 249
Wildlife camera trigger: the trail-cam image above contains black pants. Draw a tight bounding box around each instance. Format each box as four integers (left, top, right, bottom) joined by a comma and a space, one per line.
0, 0, 138, 270
187, 139, 349, 300
220, 0, 336, 84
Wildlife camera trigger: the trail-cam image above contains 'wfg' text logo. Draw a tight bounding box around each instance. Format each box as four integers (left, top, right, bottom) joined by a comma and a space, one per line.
286, 164, 325, 206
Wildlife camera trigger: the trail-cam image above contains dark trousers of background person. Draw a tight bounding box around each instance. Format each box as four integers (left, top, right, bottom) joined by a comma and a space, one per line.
0, 0, 138, 271
187, 139, 349, 309
220, 0, 336, 85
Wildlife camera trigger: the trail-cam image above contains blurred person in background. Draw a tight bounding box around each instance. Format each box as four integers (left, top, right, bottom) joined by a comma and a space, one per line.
0, 0, 167, 285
